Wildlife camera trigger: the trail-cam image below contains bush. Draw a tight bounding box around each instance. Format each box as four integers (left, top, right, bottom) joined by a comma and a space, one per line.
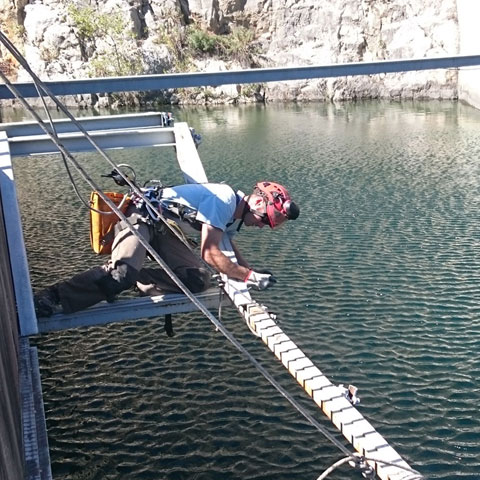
67, 3, 142, 77
220, 27, 255, 63
154, 12, 260, 73
187, 27, 218, 54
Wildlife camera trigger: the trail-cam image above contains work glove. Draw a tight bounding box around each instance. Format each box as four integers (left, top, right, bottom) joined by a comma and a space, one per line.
244, 269, 277, 291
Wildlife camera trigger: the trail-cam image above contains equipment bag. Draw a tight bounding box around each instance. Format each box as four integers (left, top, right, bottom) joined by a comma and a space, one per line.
89, 191, 130, 255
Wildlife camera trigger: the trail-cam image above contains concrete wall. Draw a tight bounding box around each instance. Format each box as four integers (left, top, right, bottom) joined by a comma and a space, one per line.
0, 190, 24, 480
457, 0, 480, 109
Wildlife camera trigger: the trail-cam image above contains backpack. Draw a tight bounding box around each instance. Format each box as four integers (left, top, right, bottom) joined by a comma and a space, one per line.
89, 191, 130, 254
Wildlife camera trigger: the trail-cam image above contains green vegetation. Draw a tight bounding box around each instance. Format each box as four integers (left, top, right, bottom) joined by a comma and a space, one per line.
156, 19, 258, 73
0, 6, 25, 79
187, 25, 256, 64
186, 27, 217, 53
220, 27, 256, 64
66, 2, 263, 104
240, 83, 263, 97
67, 3, 143, 77
67, 4, 98, 42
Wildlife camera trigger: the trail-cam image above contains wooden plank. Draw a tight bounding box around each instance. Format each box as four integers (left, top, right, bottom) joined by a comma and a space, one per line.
244, 311, 418, 479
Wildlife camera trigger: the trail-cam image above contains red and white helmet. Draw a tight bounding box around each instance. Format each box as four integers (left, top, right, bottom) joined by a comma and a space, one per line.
254, 181, 300, 229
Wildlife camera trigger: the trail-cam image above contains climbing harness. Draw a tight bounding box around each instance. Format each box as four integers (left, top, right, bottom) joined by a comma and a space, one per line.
157, 200, 203, 232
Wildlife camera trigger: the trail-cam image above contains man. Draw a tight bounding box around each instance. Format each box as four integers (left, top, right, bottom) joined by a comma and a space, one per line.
34, 181, 300, 317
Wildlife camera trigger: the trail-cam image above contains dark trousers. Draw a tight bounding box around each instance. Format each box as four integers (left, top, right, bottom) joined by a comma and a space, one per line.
57, 213, 211, 314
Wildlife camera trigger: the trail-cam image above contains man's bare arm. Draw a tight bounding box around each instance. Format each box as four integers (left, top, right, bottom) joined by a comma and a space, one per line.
200, 224, 249, 280
230, 239, 250, 269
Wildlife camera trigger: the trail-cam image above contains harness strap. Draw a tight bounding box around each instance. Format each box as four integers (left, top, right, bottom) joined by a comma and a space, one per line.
116, 211, 149, 233
160, 202, 203, 232
233, 194, 250, 233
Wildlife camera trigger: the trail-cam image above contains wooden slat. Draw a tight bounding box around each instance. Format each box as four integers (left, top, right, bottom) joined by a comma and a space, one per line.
243, 307, 418, 480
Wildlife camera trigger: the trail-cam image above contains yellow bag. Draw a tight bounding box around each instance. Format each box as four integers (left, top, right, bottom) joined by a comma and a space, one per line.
89, 191, 130, 255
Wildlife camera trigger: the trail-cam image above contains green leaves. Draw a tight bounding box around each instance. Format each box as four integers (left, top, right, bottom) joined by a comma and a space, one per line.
67, 2, 141, 77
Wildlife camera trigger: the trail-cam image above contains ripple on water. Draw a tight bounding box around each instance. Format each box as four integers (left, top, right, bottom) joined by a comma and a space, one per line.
16, 102, 480, 479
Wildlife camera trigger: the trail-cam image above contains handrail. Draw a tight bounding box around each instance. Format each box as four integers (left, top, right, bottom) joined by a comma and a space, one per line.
1, 54, 480, 99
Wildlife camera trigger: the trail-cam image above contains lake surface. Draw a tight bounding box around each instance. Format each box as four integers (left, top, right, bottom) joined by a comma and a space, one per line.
10, 100, 480, 480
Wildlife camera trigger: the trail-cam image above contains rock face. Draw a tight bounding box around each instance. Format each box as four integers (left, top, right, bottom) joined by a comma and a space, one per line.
456, 0, 480, 110
0, 0, 464, 106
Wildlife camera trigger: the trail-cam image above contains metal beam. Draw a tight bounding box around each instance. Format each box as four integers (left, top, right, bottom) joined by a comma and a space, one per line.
0, 132, 37, 335
7, 127, 175, 156
37, 289, 229, 333
1, 112, 176, 156
0, 112, 171, 137
1, 55, 480, 99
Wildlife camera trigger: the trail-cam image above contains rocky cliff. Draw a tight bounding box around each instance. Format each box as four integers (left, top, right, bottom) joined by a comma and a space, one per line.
0, 0, 462, 107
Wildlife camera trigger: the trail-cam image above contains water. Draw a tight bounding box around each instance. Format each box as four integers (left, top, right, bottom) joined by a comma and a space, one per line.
10, 100, 480, 480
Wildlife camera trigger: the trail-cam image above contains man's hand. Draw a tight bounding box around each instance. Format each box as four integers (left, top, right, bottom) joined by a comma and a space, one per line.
244, 270, 277, 290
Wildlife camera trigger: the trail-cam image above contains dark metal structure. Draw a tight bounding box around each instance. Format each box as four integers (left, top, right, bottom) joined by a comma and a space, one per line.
0, 192, 26, 480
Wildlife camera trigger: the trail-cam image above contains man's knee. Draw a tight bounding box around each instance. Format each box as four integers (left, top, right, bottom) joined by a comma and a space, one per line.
178, 267, 211, 293
96, 261, 139, 302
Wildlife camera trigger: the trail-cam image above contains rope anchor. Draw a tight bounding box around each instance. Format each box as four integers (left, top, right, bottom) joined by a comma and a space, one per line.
316, 453, 374, 480
339, 384, 360, 406
349, 454, 375, 479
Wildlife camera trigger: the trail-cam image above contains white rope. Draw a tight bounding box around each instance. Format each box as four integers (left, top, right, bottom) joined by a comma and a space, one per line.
316, 453, 424, 480
316, 456, 353, 480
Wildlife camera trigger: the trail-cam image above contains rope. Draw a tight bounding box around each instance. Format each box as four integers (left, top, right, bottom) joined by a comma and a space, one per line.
0, 31, 424, 479
0, 29, 214, 270
32, 71, 95, 212
316, 453, 424, 480
0, 29, 357, 458
316, 456, 353, 480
